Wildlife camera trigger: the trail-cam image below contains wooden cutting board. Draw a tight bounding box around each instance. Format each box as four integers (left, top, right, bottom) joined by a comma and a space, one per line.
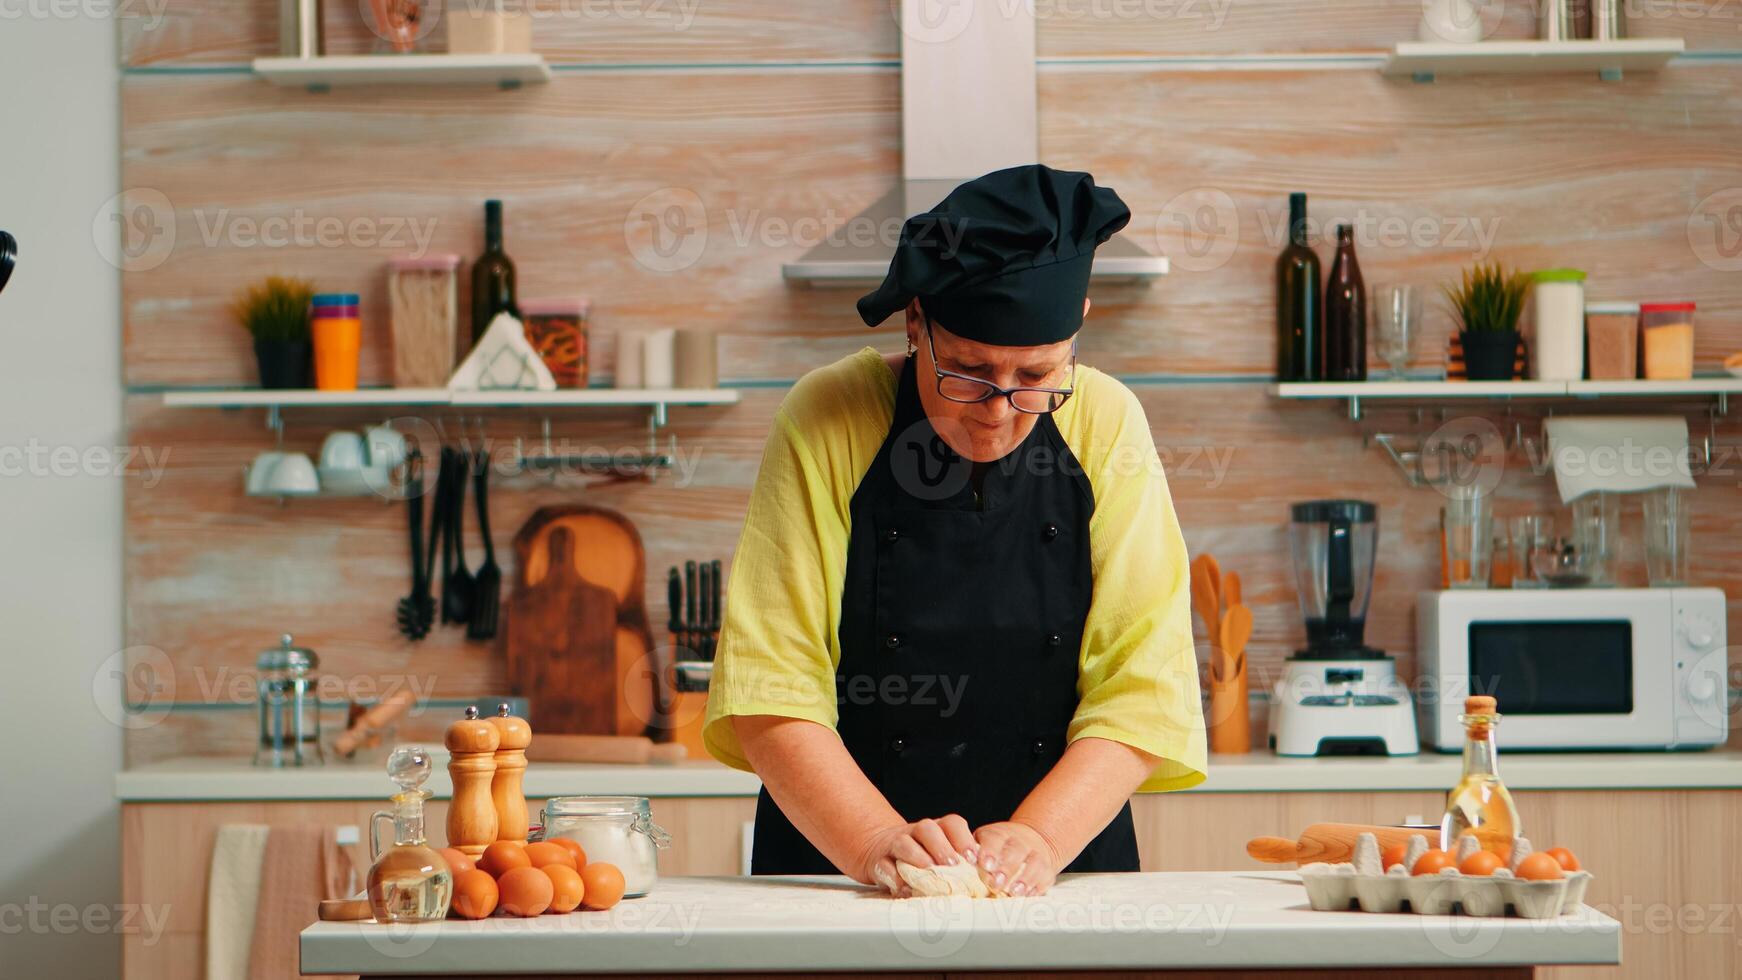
505, 506, 663, 737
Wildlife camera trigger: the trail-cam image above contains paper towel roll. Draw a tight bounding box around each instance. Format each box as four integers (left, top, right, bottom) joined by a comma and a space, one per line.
615, 332, 644, 389
644, 328, 676, 389
1545, 416, 1697, 504
674, 330, 718, 388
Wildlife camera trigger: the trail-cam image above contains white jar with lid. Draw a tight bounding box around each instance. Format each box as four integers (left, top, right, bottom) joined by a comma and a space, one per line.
1530, 268, 1586, 380
539, 796, 671, 897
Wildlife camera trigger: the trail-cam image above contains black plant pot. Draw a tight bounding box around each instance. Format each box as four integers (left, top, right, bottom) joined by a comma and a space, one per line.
1461, 330, 1520, 381
254, 338, 312, 390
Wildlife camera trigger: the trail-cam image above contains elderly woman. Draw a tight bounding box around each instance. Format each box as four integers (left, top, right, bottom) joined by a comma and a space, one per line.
704, 165, 1205, 897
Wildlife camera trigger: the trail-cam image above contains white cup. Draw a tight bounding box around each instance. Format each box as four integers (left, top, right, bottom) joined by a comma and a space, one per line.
364, 425, 407, 469
246, 451, 289, 495
319, 430, 368, 471
265, 452, 321, 495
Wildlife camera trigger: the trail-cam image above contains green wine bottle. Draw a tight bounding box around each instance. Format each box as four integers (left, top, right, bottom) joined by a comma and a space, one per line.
470, 200, 518, 345
1275, 193, 1321, 381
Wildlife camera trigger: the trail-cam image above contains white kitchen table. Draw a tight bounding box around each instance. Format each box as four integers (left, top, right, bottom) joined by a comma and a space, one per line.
300, 871, 1620, 978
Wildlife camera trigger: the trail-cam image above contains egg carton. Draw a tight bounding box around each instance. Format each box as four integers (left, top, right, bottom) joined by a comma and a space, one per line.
1298, 833, 1592, 919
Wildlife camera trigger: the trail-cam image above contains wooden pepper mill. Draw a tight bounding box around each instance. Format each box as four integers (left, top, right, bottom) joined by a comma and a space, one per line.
445, 706, 500, 857
487, 703, 532, 845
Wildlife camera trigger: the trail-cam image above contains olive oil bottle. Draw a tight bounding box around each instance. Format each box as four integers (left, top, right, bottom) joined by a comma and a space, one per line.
1439, 695, 1521, 856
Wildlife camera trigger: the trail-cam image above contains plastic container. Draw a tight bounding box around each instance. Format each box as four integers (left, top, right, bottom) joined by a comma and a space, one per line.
520, 297, 590, 388
1640, 302, 1695, 379
1530, 269, 1586, 380
1585, 302, 1639, 380
388, 255, 461, 388
311, 302, 362, 391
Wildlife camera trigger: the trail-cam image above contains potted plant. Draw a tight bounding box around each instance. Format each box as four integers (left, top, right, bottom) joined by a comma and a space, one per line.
1443, 261, 1529, 381
233, 276, 315, 389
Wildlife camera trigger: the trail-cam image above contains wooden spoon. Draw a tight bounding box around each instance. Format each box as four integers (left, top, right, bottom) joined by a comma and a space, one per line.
1223, 569, 1242, 610
1190, 554, 1221, 636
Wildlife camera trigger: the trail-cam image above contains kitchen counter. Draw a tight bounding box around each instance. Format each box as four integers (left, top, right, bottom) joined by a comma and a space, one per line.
299, 872, 1620, 976
119, 747, 1742, 801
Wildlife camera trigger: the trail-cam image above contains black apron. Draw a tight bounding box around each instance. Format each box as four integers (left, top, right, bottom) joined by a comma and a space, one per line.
750, 354, 1139, 874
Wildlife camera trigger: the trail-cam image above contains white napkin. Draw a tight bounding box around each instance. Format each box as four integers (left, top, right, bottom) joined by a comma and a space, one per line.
205, 824, 270, 980
1545, 416, 1696, 504
448, 312, 556, 391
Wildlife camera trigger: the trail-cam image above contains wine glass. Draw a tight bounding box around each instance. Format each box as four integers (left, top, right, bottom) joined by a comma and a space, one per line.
1372, 284, 1422, 380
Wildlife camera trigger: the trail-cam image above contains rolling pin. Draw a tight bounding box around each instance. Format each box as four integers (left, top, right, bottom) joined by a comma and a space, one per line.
1247, 823, 1437, 865
524, 734, 688, 765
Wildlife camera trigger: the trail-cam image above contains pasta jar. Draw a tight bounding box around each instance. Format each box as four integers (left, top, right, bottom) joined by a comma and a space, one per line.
387, 255, 461, 388
1639, 302, 1696, 380
1529, 268, 1585, 380
539, 796, 670, 897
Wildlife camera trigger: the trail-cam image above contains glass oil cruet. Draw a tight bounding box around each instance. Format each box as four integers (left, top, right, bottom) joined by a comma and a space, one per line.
1439, 695, 1521, 856
367, 745, 453, 923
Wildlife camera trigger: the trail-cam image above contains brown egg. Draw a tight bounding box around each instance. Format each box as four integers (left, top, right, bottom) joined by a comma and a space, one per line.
497, 866, 555, 916
580, 862, 626, 910
1412, 850, 1456, 876
1380, 843, 1408, 870
450, 869, 499, 919
1544, 847, 1582, 872
1459, 851, 1505, 876
542, 864, 585, 914
550, 838, 588, 868
477, 840, 530, 879
437, 848, 475, 876
524, 841, 578, 872
1516, 852, 1566, 881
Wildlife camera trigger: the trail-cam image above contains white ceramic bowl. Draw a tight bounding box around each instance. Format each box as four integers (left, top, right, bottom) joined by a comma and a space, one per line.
319, 430, 369, 471
264, 452, 320, 495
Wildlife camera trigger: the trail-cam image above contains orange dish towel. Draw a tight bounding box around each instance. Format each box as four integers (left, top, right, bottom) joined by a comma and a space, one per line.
247, 826, 356, 980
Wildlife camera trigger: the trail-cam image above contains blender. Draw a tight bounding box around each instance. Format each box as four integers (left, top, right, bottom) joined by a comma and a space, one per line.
1270, 500, 1419, 756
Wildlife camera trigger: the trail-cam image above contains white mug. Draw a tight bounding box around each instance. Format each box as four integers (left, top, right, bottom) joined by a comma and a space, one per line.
319, 430, 368, 471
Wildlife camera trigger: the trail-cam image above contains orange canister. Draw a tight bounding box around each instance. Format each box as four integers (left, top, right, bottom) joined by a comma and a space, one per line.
311, 293, 362, 391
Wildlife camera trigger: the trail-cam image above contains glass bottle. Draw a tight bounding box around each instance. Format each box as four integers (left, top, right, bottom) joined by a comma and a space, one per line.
1439, 695, 1521, 855
1322, 224, 1367, 381
470, 199, 519, 345
367, 746, 453, 923
1274, 192, 1322, 382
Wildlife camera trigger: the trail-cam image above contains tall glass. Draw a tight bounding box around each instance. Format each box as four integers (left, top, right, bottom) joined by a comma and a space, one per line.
1507, 514, 1555, 589
1443, 490, 1493, 589
1643, 487, 1692, 586
1570, 492, 1621, 587
1372, 283, 1422, 380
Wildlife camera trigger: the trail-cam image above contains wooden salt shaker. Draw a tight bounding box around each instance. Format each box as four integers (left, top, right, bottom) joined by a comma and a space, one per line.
487, 703, 532, 845
445, 706, 500, 856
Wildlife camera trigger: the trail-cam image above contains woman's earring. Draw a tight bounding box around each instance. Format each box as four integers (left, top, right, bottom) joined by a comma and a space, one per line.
906, 340, 917, 357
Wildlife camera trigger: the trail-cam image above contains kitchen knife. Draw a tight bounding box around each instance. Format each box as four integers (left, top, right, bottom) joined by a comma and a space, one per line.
667, 566, 683, 656
684, 560, 698, 658
708, 558, 722, 660
693, 560, 707, 657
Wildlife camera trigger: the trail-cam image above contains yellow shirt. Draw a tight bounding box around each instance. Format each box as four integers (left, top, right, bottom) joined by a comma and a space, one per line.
704, 347, 1206, 792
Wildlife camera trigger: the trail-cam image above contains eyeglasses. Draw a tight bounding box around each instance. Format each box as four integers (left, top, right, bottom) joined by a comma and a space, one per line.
925, 319, 1076, 415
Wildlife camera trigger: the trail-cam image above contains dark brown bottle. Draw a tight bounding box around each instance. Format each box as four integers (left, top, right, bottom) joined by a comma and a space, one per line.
470, 200, 518, 344
1322, 223, 1366, 381
1275, 193, 1321, 381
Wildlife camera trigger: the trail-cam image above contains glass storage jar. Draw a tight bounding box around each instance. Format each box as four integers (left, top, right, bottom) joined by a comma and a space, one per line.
540, 796, 670, 897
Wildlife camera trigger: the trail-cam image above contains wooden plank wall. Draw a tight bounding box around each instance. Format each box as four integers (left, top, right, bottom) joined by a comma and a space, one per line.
118, 2, 1742, 762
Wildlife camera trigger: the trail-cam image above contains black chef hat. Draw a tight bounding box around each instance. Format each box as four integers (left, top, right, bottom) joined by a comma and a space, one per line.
856, 164, 1130, 346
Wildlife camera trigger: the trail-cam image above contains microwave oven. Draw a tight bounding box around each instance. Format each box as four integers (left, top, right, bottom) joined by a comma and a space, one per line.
1417, 588, 1729, 751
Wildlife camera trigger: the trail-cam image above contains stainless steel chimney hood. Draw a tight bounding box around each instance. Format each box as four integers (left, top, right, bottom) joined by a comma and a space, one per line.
781, 2, 1168, 288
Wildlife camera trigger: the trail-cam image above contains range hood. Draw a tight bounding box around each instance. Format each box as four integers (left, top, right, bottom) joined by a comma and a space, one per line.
781, 2, 1168, 288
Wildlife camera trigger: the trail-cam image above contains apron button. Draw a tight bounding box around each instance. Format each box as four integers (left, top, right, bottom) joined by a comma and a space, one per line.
885, 633, 903, 649
885, 527, 900, 543
890, 737, 907, 753
1043, 523, 1059, 540
1046, 633, 1062, 647
1031, 739, 1046, 755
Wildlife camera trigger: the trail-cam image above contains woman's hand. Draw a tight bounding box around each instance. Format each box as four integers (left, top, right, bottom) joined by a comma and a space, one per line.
972, 821, 1062, 896
850, 814, 978, 895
